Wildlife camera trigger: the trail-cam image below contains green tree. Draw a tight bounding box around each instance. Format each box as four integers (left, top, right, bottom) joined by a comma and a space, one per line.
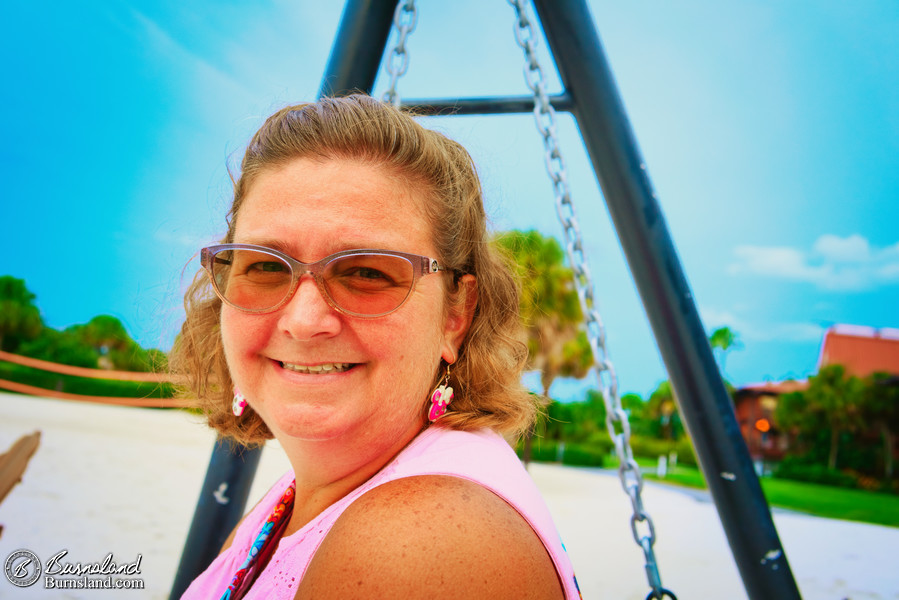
775, 389, 823, 458
69, 315, 131, 354
0, 276, 43, 351
0, 279, 166, 373
783, 365, 864, 471
540, 390, 608, 446
861, 372, 899, 480
542, 400, 575, 442
495, 230, 592, 397
18, 327, 99, 368
570, 390, 607, 442
812, 365, 864, 470
495, 230, 594, 463
646, 380, 683, 441
619, 391, 651, 436
621, 392, 646, 418
66, 315, 157, 371
144, 348, 169, 373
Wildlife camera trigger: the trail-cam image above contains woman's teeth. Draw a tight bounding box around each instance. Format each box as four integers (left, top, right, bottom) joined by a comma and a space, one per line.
280, 362, 353, 374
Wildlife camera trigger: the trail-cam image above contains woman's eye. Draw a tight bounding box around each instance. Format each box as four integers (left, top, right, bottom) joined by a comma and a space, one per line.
248, 261, 286, 273
354, 267, 388, 280
332, 265, 398, 288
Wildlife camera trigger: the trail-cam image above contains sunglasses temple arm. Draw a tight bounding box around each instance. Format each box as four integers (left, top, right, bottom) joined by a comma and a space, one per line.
423, 257, 440, 274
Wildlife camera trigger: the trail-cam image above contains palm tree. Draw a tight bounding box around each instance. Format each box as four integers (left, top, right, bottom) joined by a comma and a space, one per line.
709, 326, 741, 375
495, 230, 592, 394
495, 230, 594, 462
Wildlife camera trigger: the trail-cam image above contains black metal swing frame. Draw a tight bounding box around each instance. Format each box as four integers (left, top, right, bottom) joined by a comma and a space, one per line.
170, 2, 803, 598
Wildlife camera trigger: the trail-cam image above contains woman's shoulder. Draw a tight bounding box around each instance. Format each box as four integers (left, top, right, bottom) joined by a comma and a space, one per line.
295, 474, 564, 599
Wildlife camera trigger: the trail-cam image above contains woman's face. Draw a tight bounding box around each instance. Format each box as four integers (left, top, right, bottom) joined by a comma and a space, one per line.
221, 158, 465, 448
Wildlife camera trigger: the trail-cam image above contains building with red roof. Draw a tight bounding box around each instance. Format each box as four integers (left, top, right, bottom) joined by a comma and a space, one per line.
733, 325, 899, 468
817, 324, 899, 378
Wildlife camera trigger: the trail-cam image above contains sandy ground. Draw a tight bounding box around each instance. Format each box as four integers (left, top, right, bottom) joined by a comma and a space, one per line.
0, 392, 896, 599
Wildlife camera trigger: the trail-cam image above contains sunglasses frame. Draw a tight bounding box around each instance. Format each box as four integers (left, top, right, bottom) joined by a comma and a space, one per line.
200, 243, 445, 318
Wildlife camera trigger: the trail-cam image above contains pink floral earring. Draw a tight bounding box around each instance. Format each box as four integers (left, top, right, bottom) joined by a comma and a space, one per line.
232, 389, 248, 417
428, 365, 454, 423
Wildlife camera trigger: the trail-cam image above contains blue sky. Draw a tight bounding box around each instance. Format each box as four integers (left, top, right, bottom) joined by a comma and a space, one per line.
2, 1, 897, 400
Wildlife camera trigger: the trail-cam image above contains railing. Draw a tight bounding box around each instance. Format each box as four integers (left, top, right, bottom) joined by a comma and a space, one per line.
0, 350, 192, 408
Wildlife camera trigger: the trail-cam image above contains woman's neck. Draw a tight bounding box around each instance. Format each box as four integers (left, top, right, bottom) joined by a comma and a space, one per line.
278, 420, 426, 536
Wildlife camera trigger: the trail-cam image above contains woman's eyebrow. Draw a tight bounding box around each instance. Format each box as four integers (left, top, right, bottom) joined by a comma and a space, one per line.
232, 238, 296, 256
232, 238, 404, 260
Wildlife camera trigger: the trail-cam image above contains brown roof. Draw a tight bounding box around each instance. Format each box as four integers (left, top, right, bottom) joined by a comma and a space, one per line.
817, 325, 899, 377
737, 380, 808, 396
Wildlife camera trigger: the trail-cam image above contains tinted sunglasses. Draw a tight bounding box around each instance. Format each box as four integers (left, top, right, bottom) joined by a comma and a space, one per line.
201, 244, 447, 318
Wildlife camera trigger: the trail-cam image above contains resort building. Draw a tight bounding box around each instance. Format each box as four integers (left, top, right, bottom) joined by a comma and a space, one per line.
734, 325, 899, 469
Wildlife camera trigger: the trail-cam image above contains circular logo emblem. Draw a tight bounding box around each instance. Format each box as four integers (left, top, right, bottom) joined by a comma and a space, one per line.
4, 549, 42, 588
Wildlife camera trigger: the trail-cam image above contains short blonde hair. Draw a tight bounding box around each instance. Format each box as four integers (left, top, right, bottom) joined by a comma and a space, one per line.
170, 95, 535, 445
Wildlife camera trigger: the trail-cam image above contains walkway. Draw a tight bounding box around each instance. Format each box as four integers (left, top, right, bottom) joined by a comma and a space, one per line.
0, 392, 895, 598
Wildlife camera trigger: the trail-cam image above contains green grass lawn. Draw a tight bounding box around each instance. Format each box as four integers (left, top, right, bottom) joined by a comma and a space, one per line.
643, 465, 899, 528
605, 455, 661, 470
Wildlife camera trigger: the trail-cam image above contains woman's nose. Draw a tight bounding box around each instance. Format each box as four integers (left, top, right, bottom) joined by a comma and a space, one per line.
277, 276, 341, 340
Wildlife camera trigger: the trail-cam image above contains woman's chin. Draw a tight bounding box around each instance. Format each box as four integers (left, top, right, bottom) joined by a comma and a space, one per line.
266, 411, 352, 443
265, 404, 422, 450
249, 397, 330, 435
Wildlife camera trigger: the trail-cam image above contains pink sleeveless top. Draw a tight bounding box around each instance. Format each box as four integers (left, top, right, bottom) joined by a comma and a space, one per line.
181, 426, 582, 599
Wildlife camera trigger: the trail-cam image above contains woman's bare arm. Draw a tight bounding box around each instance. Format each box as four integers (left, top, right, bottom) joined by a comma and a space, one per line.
296, 475, 564, 600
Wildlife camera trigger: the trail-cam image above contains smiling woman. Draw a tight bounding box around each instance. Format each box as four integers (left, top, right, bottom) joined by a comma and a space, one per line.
170, 95, 582, 599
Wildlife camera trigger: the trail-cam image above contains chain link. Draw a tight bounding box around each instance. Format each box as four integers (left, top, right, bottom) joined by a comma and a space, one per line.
381, 0, 418, 107
507, 2, 675, 599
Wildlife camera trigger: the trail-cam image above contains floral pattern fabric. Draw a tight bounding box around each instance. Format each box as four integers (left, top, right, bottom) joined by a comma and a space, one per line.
220, 479, 296, 600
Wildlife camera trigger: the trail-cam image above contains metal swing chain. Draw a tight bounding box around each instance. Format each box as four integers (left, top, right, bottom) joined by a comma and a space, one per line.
381, 0, 418, 107
507, 2, 675, 599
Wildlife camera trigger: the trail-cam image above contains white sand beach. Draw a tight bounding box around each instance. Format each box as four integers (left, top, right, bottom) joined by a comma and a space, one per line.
1, 392, 896, 599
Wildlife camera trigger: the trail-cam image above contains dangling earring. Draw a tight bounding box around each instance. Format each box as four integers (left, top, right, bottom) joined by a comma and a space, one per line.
232, 389, 248, 417
428, 365, 454, 423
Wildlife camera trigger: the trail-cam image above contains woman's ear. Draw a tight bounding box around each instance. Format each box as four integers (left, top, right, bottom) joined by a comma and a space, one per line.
441, 275, 477, 363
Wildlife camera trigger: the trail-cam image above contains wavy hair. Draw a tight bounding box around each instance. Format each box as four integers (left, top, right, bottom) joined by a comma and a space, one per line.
170, 95, 534, 445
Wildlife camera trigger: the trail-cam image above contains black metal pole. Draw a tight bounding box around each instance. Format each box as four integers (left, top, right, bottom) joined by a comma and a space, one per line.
531, 1, 802, 598
169, 438, 263, 599
318, 0, 399, 97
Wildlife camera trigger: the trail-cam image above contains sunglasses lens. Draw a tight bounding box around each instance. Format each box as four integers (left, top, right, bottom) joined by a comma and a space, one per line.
210, 248, 293, 311
323, 253, 415, 316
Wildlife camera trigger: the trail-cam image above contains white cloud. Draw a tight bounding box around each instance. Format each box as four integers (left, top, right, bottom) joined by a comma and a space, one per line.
813, 233, 870, 262
700, 307, 824, 343
728, 234, 899, 291
729, 246, 830, 281
879, 263, 899, 279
